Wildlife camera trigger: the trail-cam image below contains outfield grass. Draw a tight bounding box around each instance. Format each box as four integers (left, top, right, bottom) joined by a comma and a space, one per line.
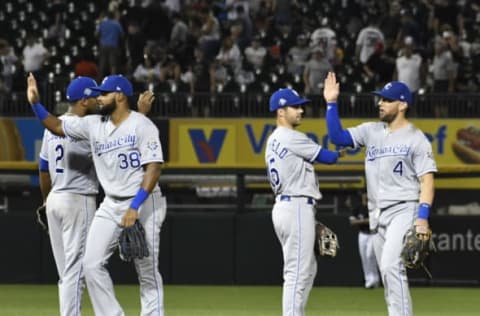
0, 285, 478, 315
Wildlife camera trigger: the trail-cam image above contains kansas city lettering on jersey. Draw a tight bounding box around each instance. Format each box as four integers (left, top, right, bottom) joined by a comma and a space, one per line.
366, 144, 410, 161
94, 135, 137, 156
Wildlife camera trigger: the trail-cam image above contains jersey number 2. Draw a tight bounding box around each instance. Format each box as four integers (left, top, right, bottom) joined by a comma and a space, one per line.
55, 144, 64, 173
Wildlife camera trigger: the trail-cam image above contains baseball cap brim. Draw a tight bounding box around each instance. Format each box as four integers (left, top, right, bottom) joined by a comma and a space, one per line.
287, 98, 311, 106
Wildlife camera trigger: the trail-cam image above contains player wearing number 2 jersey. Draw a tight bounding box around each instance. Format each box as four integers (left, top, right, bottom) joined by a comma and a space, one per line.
265, 88, 342, 316
323, 72, 437, 316
28, 73, 165, 316
39, 77, 100, 316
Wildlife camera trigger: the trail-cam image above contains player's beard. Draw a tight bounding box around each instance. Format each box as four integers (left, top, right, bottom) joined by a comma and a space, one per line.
99, 101, 117, 116
379, 110, 398, 123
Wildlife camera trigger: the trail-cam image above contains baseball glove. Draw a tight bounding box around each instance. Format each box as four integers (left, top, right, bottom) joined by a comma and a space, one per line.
315, 222, 339, 257
401, 225, 435, 271
118, 220, 150, 262
36, 205, 48, 233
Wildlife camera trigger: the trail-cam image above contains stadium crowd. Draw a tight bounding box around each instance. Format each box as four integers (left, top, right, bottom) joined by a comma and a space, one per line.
0, 0, 479, 117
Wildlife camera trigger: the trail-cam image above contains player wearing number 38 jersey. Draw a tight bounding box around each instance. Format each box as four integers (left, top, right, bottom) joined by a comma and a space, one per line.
265, 88, 342, 316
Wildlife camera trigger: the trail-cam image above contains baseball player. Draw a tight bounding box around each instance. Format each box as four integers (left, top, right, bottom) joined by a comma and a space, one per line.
38, 76, 154, 316
28, 73, 166, 316
323, 72, 437, 316
265, 88, 342, 316
39, 77, 100, 316
347, 191, 380, 289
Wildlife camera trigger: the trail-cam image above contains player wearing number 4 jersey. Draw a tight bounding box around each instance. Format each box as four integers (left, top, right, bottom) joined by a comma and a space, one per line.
28, 73, 166, 316
265, 88, 342, 316
323, 72, 437, 316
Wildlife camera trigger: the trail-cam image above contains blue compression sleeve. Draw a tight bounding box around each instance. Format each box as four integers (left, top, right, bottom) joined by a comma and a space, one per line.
39, 158, 49, 172
326, 102, 354, 146
130, 188, 149, 211
315, 148, 339, 165
32, 103, 49, 121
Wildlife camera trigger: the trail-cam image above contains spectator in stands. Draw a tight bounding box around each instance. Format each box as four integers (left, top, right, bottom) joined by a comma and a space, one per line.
22, 34, 49, 79
0, 39, 18, 95
303, 46, 332, 95
244, 36, 267, 71
230, 6, 253, 51
363, 42, 395, 89
286, 34, 310, 77
214, 35, 242, 78
47, 0, 67, 42
96, 9, 124, 79
430, 37, 456, 117
126, 20, 147, 74
310, 19, 339, 65
169, 13, 189, 61
394, 36, 424, 94
355, 21, 385, 64
186, 46, 210, 94
159, 55, 182, 88
226, 0, 250, 21
133, 53, 162, 91
74, 52, 99, 79
198, 7, 221, 62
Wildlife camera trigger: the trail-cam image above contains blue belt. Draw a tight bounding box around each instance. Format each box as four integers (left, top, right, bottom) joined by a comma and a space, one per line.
279, 195, 315, 205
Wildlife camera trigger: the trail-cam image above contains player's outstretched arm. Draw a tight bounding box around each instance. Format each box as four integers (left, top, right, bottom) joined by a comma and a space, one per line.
323, 72, 353, 147
137, 90, 155, 115
121, 162, 162, 227
27, 73, 65, 137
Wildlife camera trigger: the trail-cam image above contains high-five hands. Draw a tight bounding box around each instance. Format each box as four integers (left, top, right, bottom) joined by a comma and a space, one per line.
27, 73, 40, 105
323, 72, 340, 103
137, 90, 155, 115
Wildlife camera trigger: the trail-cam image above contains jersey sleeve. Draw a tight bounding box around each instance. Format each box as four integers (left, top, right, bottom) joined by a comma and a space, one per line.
288, 131, 321, 162
413, 135, 438, 176
137, 116, 164, 165
62, 115, 93, 140
347, 122, 376, 148
39, 129, 49, 161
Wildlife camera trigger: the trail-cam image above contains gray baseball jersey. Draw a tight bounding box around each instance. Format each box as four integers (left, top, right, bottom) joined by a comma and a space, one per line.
39, 113, 98, 316
265, 126, 322, 200
62, 111, 163, 197
39, 114, 98, 195
348, 122, 437, 211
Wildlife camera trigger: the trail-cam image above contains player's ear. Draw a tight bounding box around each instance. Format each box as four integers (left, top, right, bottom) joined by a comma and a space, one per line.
399, 101, 408, 113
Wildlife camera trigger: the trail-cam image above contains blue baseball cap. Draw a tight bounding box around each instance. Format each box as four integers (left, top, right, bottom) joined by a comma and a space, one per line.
91, 75, 133, 96
66, 77, 100, 101
269, 88, 310, 112
371, 81, 412, 105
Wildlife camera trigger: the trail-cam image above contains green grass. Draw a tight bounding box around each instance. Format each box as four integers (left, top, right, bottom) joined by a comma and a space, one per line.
0, 285, 478, 315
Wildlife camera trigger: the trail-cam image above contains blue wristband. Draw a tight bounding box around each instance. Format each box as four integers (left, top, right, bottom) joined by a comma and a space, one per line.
32, 103, 49, 121
130, 188, 149, 211
418, 203, 431, 219
327, 102, 337, 108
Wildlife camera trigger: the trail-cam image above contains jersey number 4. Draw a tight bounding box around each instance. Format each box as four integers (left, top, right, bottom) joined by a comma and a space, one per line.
393, 161, 403, 176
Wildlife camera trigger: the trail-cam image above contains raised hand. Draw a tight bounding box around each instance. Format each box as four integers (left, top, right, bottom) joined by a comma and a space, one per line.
137, 90, 155, 115
323, 72, 340, 103
27, 73, 40, 105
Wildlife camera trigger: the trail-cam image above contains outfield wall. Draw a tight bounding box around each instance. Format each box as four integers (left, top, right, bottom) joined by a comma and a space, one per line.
1, 211, 479, 286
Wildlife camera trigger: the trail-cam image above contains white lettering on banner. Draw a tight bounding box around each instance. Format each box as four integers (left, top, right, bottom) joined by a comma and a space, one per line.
432, 229, 480, 252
